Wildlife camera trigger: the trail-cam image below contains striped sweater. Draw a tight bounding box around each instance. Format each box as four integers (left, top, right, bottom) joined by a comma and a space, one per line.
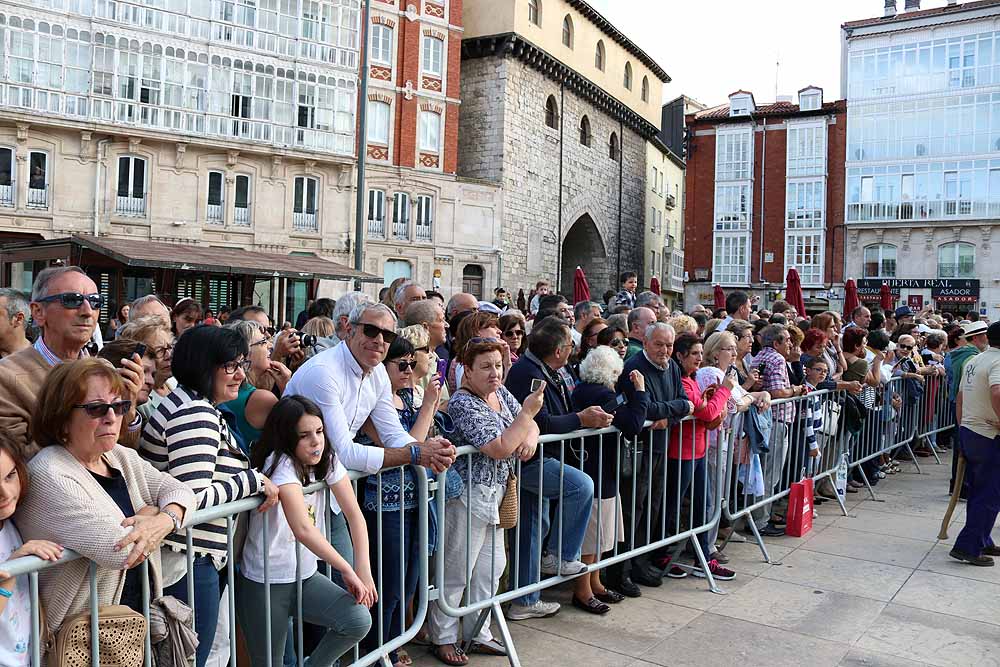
139, 385, 263, 566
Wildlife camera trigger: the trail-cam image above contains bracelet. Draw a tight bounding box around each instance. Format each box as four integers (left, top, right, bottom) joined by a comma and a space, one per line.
410, 445, 421, 467
0, 586, 12, 598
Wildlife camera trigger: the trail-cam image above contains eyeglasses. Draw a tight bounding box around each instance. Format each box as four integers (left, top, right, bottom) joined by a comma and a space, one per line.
153, 344, 174, 360
358, 322, 397, 344
721, 346, 738, 353
37, 292, 104, 310
221, 359, 251, 374
74, 400, 132, 418
250, 337, 272, 349
504, 329, 525, 338
609, 339, 627, 348
393, 360, 417, 372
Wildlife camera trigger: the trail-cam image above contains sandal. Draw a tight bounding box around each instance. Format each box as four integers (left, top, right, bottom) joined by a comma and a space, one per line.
468, 639, 507, 656
396, 648, 413, 666
431, 644, 469, 666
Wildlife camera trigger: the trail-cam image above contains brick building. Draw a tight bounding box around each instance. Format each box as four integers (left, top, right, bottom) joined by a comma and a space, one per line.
684, 87, 847, 312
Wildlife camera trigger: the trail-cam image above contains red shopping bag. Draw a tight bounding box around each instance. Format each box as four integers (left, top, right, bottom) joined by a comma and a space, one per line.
785, 477, 814, 537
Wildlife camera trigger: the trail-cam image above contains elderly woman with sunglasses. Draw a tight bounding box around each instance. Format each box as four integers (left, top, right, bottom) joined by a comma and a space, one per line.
16, 358, 196, 639
139, 325, 280, 667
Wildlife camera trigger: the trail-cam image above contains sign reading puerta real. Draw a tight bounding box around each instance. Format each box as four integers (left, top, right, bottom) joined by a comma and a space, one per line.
856, 279, 980, 306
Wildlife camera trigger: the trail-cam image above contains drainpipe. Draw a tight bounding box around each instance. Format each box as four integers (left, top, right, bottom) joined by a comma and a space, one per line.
352, 0, 372, 291
556, 80, 565, 292
757, 117, 766, 286
616, 116, 623, 289
93, 138, 111, 237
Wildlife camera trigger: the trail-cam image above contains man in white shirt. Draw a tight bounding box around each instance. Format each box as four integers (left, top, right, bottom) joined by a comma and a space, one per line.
284, 302, 456, 474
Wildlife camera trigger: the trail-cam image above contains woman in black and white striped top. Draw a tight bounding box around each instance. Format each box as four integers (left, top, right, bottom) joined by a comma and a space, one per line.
140, 324, 279, 667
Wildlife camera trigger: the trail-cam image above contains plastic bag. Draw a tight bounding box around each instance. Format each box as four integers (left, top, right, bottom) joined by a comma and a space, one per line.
738, 453, 766, 497
835, 452, 849, 499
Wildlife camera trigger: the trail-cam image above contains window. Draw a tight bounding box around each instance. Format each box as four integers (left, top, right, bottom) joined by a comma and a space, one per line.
787, 123, 826, 177
714, 184, 751, 230
293, 176, 319, 231
27, 152, 48, 209
371, 24, 393, 65
595, 40, 605, 71
416, 195, 433, 241
609, 132, 619, 161
422, 36, 443, 76
785, 180, 825, 229
368, 101, 390, 144
561, 15, 573, 48
392, 192, 410, 238
652, 167, 659, 192
116, 156, 147, 216
207, 170, 225, 223
462, 264, 484, 298
713, 234, 749, 285
650, 251, 657, 277
938, 242, 975, 278
367, 189, 386, 237
799, 92, 821, 111
579, 115, 591, 147
0, 148, 14, 207
863, 244, 897, 278
545, 95, 559, 129
234, 174, 251, 226
528, 0, 540, 26
624, 62, 632, 90
641, 76, 649, 102
715, 129, 753, 181
785, 232, 824, 286
419, 111, 441, 153
384, 259, 412, 286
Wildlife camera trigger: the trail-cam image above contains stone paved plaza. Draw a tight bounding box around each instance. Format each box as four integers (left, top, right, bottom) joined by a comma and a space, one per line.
410, 451, 1000, 667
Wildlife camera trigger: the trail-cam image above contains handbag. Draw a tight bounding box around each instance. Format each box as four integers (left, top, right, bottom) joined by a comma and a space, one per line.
819, 400, 841, 437
49, 604, 147, 667
498, 472, 518, 529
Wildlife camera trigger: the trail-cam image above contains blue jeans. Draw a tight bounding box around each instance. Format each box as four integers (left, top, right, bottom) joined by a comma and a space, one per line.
361, 507, 420, 663
513, 457, 594, 606
955, 427, 1000, 556
163, 556, 222, 667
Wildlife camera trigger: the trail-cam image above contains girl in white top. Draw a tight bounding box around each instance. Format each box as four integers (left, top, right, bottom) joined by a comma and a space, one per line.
0, 438, 63, 667
236, 396, 376, 667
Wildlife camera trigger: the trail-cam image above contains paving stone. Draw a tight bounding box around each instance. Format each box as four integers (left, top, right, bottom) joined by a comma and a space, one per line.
919, 542, 1000, 585
798, 526, 936, 568
830, 507, 958, 543
892, 569, 1000, 626
855, 604, 1000, 667
839, 647, 935, 666
759, 549, 913, 601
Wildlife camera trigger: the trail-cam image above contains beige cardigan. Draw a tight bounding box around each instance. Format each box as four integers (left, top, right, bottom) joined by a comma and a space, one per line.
16, 445, 196, 634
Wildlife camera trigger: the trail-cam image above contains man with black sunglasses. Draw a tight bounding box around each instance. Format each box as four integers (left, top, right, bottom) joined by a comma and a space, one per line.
0, 266, 145, 459
284, 302, 457, 475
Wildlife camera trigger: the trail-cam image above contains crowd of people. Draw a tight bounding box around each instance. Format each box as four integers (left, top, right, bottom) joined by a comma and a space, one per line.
0, 266, 986, 667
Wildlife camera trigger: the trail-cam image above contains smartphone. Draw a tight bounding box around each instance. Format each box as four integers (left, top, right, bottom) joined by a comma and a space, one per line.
133, 342, 147, 358
757, 363, 766, 375
601, 394, 626, 414
530, 378, 545, 393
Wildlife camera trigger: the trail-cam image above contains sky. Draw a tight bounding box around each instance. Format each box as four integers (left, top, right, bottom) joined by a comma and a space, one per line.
586, 0, 956, 107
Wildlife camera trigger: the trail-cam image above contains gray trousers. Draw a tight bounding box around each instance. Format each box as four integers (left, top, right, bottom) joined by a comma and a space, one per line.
753, 421, 789, 528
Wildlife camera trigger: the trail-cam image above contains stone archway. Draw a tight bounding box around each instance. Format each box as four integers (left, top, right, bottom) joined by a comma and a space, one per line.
560, 214, 608, 299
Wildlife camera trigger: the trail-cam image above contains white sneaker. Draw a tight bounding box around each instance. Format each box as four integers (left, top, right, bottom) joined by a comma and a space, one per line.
506, 600, 561, 620
539, 553, 587, 576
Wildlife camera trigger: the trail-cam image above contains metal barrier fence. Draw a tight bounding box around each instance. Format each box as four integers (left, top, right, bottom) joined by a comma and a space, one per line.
1, 464, 429, 667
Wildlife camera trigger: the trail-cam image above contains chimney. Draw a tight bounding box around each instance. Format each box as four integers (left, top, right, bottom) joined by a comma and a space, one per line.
884, 0, 897, 17
905, 0, 921, 10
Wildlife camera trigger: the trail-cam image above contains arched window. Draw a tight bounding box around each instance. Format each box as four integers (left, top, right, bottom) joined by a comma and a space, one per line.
641, 75, 649, 102
545, 95, 559, 129
862, 244, 897, 278
623, 62, 632, 90
609, 132, 619, 161
938, 242, 976, 278
562, 15, 573, 48
527, 0, 540, 26
595, 40, 605, 71
579, 115, 591, 147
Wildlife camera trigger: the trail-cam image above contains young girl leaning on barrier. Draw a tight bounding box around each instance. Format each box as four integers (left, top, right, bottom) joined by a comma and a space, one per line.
0, 436, 63, 666
236, 396, 377, 667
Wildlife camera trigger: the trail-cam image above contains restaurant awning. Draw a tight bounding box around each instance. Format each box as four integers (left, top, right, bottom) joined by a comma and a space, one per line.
1, 234, 382, 283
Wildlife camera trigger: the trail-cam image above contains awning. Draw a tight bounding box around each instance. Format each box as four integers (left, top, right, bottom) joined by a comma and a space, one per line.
2, 235, 381, 283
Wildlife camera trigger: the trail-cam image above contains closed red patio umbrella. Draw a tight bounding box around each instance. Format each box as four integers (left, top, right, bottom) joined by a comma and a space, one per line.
713, 285, 726, 310
573, 266, 591, 304
842, 279, 860, 319
880, 283, 893, 312
650, 276, 661, 295
785, 267, 807, 317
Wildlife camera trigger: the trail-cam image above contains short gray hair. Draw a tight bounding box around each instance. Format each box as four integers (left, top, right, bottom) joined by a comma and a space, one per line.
333, 292, 371, 332
130, 294, 167, 312
645, 321, 674, 341
394, 280, 420, 307
0, 288, 29, 321
578, 344, 624, 389
31, 265, 87, 302
761, 324, 787, 347
627, 306, 655, 331
573, 300, 596, 321
403, 299, 442, 327
348, 302, 397, 327
446, 292, 475, 318
226, 318, 265, 345
635, 291, 663, 309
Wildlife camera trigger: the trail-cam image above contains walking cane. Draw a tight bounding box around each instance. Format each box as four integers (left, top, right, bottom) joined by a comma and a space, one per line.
938, 454, 965, 540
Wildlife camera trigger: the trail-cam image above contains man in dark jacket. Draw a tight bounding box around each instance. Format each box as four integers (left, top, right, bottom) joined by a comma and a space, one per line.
605, 322, 693, 594
504, 317, 611, 619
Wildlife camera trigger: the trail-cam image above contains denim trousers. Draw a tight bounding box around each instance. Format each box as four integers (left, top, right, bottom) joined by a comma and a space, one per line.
512, 457, 594, 606
236, 572, 372, 667
954, 427, 1000, 557
163, 556, 223, 667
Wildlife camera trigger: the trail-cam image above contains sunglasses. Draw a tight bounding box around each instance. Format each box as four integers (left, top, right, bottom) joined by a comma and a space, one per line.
37, 292, 104, 310
504, 329, 525, 337
414, 346, 430, 354
609, 339, 627, 348
359, 322, 397, 344
221, 359, 251, 374
467, 337, 500, 346
898, 344, 914, 351
392, 360, 417, 372
74, 400, 132, 418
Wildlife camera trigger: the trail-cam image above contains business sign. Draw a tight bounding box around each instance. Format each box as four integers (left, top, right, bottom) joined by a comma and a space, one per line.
857, 278, 980, 302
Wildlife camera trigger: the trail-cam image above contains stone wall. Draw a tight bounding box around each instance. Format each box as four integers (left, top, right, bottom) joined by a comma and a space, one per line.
458, 55, 646, 297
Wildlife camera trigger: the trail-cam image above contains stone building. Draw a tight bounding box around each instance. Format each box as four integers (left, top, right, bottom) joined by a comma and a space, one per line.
645, 138, 685, 310
459, 0, 669, 296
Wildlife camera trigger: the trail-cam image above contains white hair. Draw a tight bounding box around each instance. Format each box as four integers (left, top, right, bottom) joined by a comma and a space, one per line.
645, 321, 675, 341
333, 292, 372, 332
579, 344, 624, 389
394, 280, 418, 307
348, 302, 397, 327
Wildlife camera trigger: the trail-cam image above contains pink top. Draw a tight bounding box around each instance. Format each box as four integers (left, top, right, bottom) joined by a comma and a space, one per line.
668, 375, 731, 460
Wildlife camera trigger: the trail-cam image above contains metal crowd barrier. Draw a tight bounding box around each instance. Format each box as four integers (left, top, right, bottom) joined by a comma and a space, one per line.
1, 464, 429, 667
431, 416, 730, 667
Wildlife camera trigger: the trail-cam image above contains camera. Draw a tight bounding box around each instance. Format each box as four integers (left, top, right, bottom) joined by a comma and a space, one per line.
300, 333, 317, 348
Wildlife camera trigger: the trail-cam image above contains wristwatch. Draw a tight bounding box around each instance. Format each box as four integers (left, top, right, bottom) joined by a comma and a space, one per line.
162, 508, 182, 532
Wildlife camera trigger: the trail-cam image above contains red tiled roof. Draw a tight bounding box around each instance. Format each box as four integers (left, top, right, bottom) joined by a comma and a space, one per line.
691, 100, 844, 122
843, 0, 1000, 30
